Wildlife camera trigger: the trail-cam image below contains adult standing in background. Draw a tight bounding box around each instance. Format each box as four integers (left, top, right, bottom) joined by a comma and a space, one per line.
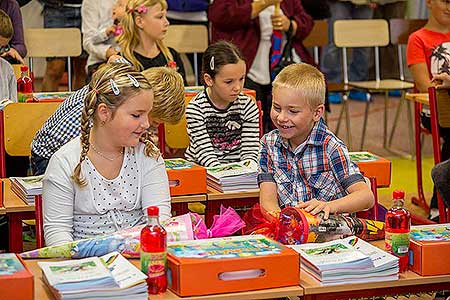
209, 0, 314, 133
373, 0, 407, 80
0, 0, 26, 64
321, 0, 374, 103
40, 0, 86, 91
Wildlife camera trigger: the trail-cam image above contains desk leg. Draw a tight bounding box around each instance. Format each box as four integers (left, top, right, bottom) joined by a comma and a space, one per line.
7, 211, 35, 253
205, 197, 259, 228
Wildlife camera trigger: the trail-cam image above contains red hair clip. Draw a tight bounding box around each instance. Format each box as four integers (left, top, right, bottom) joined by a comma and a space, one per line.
137, 5, 148, 14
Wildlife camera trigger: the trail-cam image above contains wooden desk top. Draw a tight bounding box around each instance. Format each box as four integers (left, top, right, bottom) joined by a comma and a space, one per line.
206, 187, 259, 201
2, 179, 34, 213
300, 240, 450, 296
1, 178, 206, 211
25, 259, 303, 300
0, 207, 5, 215
405, 93, 429, 105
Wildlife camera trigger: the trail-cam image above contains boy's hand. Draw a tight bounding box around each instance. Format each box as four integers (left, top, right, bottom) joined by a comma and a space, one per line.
106, 25, 117, 36
432, 73, 450, 89
1, 48, 24, 64
296, 199, 333, 219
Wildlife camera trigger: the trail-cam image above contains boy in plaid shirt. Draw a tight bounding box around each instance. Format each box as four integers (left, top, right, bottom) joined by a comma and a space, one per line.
258, 63, 374, 219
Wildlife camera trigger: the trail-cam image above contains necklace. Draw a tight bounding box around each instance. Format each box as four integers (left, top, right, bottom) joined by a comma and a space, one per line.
91, 144, 124, 161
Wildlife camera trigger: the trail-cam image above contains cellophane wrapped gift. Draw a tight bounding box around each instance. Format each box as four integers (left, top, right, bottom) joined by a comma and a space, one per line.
21, 207, 245, 259
243, 204, 385, 245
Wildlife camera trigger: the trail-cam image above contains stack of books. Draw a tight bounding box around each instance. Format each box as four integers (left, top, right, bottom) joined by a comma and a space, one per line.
289, 236, 399, 285
10, 175, 44, 205
206, 161, 258, 192
38, 252, 147, 300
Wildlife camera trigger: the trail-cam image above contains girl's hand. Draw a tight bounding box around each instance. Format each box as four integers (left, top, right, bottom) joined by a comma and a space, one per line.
271, 14, 290, 32
432, 73, 450, 89
296, 199, 333, 219
1, 48, 24, 64
106, 25, 116, 36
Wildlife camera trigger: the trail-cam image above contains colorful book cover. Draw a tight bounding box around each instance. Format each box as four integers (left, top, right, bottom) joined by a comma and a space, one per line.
168, 235, 282, 259
349, 151, 379, 163
410, 224, 450, 241
165, 158, 195, 170
0, 253, 25, 275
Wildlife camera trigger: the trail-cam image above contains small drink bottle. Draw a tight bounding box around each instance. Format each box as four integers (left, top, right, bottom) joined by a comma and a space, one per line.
17, 65, 33, 102
385, 190, 411, 273
140, 206, 167, 294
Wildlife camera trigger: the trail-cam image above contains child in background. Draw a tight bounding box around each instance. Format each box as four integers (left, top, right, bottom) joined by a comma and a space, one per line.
82, 0, 127, 82
258, 63, 374, 219
407, 0, 450, 220
0, 9, 17, 102
43, 63, 172, 246
117, 0, 186, 83
185, 41, 260, 167
0, 0, 26, 64
31, 66, 185, 175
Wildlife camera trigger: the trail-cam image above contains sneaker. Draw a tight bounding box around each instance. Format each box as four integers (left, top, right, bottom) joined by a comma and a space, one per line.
349, 90, 369, 102
388, 89, 401, 97
328, 92, 342, 104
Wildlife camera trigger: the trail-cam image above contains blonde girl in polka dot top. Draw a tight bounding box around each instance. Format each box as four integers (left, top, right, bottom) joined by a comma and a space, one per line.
43, 63, 172, 246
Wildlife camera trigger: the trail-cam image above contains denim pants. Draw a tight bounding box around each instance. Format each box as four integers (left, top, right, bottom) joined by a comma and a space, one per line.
320, 2, 373, 83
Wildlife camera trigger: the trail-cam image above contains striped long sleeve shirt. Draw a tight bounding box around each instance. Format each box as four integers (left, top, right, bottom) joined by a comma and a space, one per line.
185, 90, 260, 167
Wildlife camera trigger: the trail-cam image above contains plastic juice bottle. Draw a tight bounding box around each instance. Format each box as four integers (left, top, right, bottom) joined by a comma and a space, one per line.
17, 65, 33, 102
140, 206, 167, 294
385, 190, 411, 273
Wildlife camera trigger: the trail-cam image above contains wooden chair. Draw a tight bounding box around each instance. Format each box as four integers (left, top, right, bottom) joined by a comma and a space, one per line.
164, 25, 209, 85
387, 19, 428, 152
35, 194, 44, 248
0, 102, 61, 177
334, 19, 415, 151
303, 20, 328, 66
356, 176, 380, 221
24, 28, 82, 91
427, 87, 450, 223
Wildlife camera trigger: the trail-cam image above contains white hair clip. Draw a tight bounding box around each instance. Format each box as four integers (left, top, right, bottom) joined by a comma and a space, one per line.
210, 56, 215, 71
127, 74, 140, 88
110, 79, 120, 96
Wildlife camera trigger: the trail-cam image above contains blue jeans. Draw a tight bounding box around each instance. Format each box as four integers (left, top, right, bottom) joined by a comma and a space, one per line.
320, 2, 373, 83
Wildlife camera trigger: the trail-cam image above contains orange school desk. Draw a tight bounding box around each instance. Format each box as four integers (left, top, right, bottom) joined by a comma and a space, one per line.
300, 240, 450, 300
1, 178, 206, 253
25, 258, 303, 300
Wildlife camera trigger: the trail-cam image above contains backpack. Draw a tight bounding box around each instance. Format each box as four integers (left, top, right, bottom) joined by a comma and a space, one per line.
167, 0, 209, 12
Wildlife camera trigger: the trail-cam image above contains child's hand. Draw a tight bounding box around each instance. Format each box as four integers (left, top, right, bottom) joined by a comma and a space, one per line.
432, 73, 450, 89
296, 199, 333, 219
107, 54, 123, 63
106, 47, 119, 59
1, 47, 24, 64
106, 25, 117, 37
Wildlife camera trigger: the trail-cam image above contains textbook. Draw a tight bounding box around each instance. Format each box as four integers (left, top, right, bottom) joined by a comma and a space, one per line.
206, 161, 258, 192
289, 236, 398, 285
10, 175, 44, 205
38, 252, 147, 300
0, 253, 34, 300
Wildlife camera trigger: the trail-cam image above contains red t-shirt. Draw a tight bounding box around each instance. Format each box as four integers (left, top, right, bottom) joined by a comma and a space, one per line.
407, 27, 450, 78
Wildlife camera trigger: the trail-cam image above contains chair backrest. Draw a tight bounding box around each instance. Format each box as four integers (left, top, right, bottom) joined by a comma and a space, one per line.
427, 87, 450, 223
164, 25, 209, 85
24, 28, 82, 91
303, 20, 328, 65
35, 194, 44, 248
0, 102, 60, 177
389, 19, 427, 81
334, 19, 389, 83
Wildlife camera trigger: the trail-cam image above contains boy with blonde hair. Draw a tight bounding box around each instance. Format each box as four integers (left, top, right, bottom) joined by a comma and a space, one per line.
0, 9, 17, 102
258, 63, 374, 219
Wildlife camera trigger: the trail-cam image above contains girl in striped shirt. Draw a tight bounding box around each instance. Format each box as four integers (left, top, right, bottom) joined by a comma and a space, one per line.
185, 41, 260, 167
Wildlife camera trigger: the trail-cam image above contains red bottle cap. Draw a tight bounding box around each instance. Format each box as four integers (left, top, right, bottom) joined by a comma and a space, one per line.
146, 206, 159, 216
392, 190, 405, 199
20, 65, 29, 72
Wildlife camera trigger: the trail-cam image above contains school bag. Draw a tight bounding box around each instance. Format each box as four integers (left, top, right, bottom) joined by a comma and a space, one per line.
167, 0, 209, 12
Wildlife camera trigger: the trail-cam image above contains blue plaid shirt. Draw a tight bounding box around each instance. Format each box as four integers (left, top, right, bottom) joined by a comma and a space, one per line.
258, 118, 364, 208
31, 86, 88, 159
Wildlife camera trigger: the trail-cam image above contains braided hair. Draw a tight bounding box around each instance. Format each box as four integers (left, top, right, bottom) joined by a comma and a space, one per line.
72, 63, 159, 186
